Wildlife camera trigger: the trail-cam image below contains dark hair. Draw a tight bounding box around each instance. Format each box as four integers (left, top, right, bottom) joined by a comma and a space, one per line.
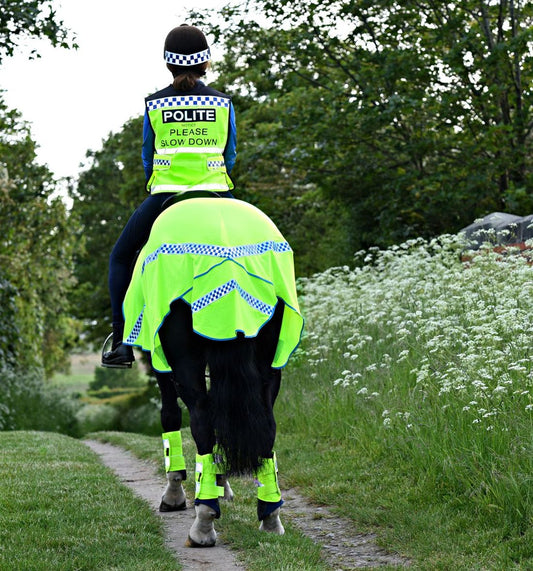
167, 61, 209, 91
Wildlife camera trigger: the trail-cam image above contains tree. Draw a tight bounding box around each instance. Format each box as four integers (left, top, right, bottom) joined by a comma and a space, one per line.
69, 116, 146, 346
0, 93, 78, 375
189, 0, 533, 254
0, 0, 77, 63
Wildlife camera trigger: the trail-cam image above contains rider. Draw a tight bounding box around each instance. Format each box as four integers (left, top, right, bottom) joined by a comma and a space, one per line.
102, 24, 237, 368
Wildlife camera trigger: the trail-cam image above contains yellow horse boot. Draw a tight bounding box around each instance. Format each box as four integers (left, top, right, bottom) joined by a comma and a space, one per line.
186, 453, 224, 547
160, 431, 187, 512
255, 453, 285, 535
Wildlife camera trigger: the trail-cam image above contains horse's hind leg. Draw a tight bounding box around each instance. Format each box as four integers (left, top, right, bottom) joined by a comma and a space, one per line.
255, 301, 285, 534
156, 372, 187, 512
160, 300, 221, 547
160, 431, 187, 512
256, 448, 284, 535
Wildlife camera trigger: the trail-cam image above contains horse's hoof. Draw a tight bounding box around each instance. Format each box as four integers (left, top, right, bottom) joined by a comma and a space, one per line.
259, 508, 285, 535
160, 471, 187, 512
187, 504, 217, 547
185, 535, 216, 548
159, 499, 187, 512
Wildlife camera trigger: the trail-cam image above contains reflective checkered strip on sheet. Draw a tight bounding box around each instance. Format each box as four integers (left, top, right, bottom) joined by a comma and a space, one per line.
192, 279, 274, 316
125, 308, 144, 344
141, 240, 292, 274
125, 240, 291, 343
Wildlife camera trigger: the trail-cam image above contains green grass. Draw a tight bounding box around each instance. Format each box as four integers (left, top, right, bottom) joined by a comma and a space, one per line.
275, 235, 533, 569
48, 371, 92, 394
0, 431, 180, 571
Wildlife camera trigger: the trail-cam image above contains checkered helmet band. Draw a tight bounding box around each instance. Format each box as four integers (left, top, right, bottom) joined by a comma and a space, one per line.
164, 47, 211, 66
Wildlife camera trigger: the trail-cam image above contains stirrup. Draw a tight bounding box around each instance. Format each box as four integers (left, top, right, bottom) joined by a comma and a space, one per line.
100, 333, 134, 369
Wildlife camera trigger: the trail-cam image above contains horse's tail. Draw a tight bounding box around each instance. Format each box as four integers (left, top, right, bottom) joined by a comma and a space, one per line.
207, 334, 273, 476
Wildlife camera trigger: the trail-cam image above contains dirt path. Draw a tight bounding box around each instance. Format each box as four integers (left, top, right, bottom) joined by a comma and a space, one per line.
84, 440, 407, 570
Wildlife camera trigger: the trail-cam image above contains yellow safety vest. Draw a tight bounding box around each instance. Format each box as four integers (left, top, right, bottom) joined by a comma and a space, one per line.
146, 94, 234, 193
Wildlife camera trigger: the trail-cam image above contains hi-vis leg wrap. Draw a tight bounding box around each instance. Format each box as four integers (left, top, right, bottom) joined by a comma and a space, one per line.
195, 453, 225, 500
162, 431, 186, 473
255, 453, 282, 503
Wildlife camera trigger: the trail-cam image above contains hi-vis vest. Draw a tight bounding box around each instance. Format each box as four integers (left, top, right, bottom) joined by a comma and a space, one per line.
145, 89, 234, 194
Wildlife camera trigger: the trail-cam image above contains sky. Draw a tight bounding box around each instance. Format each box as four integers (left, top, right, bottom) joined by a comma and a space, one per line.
1, 0, 227, 181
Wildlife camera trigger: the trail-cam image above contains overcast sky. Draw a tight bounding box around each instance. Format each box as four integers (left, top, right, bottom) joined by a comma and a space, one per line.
1, 0, 227, 181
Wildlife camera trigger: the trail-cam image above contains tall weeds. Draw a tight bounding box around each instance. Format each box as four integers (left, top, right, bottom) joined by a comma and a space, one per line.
287, 233, 533, 534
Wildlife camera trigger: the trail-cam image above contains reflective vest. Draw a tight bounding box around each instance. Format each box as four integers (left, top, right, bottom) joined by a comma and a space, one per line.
145, 91, 234, 194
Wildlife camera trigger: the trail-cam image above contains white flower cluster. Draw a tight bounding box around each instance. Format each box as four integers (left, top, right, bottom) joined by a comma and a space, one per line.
297, 233, 533, 429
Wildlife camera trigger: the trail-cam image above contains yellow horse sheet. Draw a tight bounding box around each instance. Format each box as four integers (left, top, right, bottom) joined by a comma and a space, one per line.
123, 198, 304, 372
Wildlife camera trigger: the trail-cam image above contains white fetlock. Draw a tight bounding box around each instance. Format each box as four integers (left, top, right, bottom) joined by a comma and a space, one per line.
259, 507, 285, 535
219, 476, 234, 501
186, 504, 218, 547
160, 471, 187, 512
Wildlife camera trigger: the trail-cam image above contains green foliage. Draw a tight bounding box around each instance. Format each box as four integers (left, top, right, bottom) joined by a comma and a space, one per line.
0, 365, 80, 436
119, 402, 162, 436
0, 94, 79, 376
76, 376, 166, 436
77, 395, 161, 437
0, 0, 77, 62
76, 402, 120, 434
69, 116, 146, 346
0, 272, 19, 369
277, 233, 533, 566
190, 0, 533, 255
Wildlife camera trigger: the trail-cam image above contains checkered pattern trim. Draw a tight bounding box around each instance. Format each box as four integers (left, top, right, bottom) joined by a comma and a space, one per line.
164, 47, 211, 66
154, 158, 171, 167
207, 160, 225, 170
125, 307, 145, 344
146, 95, 230, 112
141, 240, 292, 273
192, 279, 274, 316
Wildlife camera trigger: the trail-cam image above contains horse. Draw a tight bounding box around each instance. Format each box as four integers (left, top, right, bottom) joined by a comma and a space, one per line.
122, 196, 304, 546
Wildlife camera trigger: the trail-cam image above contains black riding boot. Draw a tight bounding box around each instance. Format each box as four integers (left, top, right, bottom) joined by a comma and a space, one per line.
101, 322, 135, 368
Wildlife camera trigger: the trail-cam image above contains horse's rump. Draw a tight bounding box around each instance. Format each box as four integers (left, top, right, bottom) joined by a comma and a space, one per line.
123, 198, 303, 372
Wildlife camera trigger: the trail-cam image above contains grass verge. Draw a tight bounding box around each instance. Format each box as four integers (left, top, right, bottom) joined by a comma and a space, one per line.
0, 431, 180, 571
273, 235, 533, 570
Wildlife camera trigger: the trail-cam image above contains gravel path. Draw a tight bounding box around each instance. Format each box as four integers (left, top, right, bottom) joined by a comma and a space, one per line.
84, 440, 408, 570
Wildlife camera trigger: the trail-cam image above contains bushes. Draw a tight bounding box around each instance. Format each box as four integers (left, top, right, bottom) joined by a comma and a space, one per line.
0, 275, 18, 370
0, 353, 186, 438
89, 363, 144, 391
76, 403, 120, 434
0, 365, 80, 436
78, 378, 169, 436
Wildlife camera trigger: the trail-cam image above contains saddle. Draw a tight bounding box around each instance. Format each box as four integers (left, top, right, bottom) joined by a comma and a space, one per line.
162, 190, 224, 211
